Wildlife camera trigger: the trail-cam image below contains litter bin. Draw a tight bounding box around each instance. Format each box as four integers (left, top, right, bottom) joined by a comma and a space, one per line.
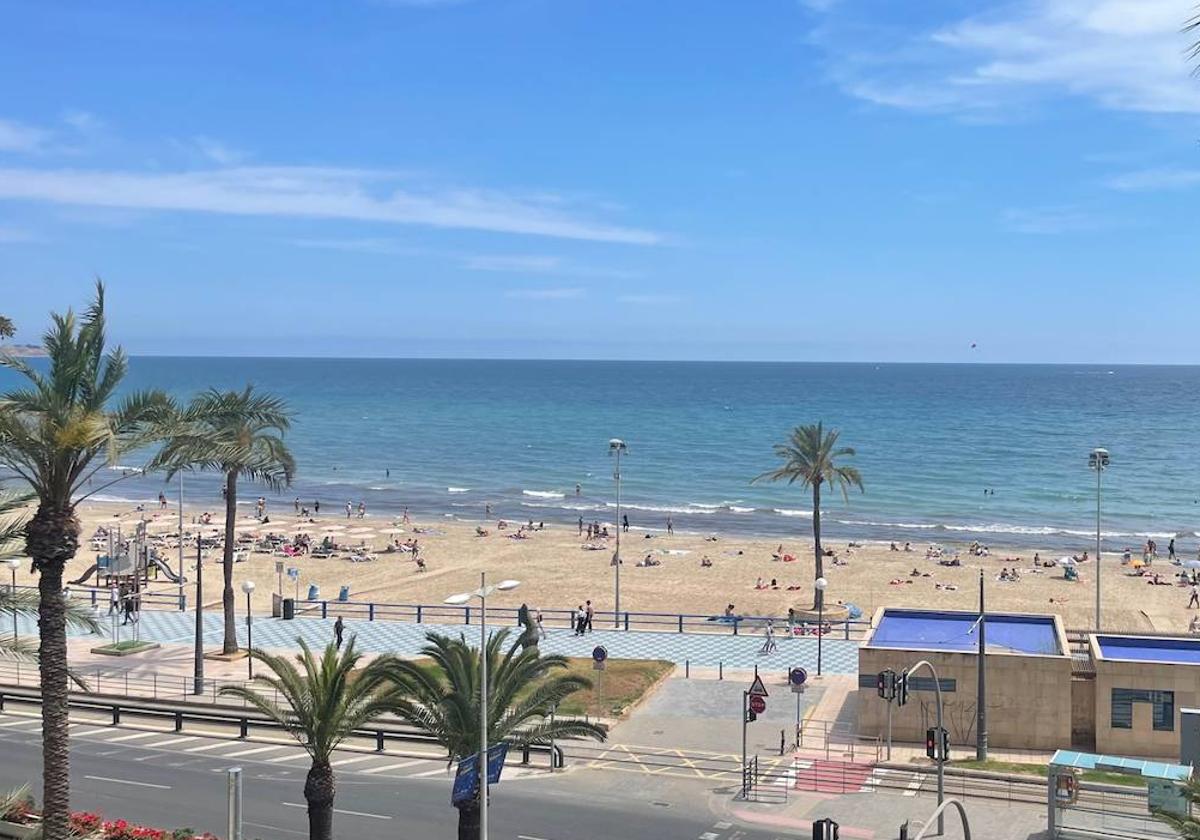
307, 583, 319, 600
282, 598, 295, 621
338, 585, 351, 602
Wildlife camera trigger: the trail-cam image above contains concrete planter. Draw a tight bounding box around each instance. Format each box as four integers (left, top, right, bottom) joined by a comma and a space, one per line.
0, 818, 41, 840
90, 641, 161, 657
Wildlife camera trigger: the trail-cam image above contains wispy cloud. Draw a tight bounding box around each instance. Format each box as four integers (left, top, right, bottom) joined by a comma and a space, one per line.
0, 165, 662, 244
812, 0, 1200, 117
291, 237, 424, 255
0, 226, 37, 243
1000, 205, 1115, 234
1105, 167, 1200, 191
463, 253, 642, 279
504, 287, 584, 300
617, 293, 682, 305
0, 119, 50, 153
193, 136, 247, 166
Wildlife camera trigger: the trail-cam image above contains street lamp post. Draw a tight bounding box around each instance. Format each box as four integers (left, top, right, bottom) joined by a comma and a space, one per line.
177, 472, 185, 608
241, 580, 255, 680
609, 438, 627, 628
815, 576, 827, 677
445, 573, 521, 840
193, 533, 204, 695
907, 659, 948, 835
973, 571, 987, 761
1, 558, 19, 641
1089, 448, 1110, 631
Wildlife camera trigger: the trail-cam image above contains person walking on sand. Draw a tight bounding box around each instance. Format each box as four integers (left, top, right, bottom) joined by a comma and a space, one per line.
1189, 583, 1200, 609
345, 501, 352, 519
1169, 538, 1177, 563
313, 499, 320, 516
294, 497, 300, 514
622, 514, 629, 533
578, 516, 584, 536
334, 615, 345, 649
666, 516, 674, 536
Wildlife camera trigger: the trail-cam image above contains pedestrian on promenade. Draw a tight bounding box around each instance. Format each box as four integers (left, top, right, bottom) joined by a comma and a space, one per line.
108, 583, 120, 615
622, 514, 629, 533
584, 600, 594, 633
121, 593, 134, 626
760, 620, 777, 655
334, 615, 345, 649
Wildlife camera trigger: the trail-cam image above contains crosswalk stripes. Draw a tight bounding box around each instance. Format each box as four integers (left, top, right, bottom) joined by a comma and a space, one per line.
220, 744, 286, 759
104, 731, 165, 743
0, 718, 39, 728
331, 755, 377, 768
362, 759, 430, 774
134, 735, 197, 748
408, 767, 450, 778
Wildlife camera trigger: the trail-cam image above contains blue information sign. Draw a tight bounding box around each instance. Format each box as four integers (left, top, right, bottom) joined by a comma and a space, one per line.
450, 743, 510, 806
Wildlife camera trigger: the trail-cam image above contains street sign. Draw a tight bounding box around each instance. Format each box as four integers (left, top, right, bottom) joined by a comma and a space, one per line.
450, 744, 510, 806
748, 673, 769, 697
789, 667, 808, 694
592, 645, 608, 671
749, 695, 766, 715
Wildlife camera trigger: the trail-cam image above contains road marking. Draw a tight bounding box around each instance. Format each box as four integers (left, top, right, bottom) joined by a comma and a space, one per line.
266, 752, 306, 764
83, 775, 171, 790
184, 742, 233, 753
103, 731, 163, 743
903, 772, 923, 797
0, 719, 39, 728
331, 754, 377, 767
407, 767, 449, 778
713, 823, 732, 830
518, 835, 556, 840
138, 736, 198, 748
361, 759, 429, 774
221, 745, 286, 759
69, 726, 115, 737
281, 802, 390, 820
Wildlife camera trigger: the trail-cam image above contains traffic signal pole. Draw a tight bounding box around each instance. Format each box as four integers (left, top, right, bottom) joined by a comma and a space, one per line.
904, 660, 947, 836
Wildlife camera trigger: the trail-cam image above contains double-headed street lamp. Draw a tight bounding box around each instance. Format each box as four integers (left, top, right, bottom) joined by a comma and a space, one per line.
240, 580, 255, 679
1, 557, 19, 641
1089, 447, 1110, 631
445, 573, 521, 840
609, 438, 627, 627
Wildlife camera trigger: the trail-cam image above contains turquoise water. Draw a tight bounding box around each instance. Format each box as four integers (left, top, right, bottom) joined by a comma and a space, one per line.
10, 358, 1200, 550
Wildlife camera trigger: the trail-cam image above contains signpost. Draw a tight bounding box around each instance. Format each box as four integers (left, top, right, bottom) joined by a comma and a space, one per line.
592, 645, 608, 671
742, 670, 769, 798
790, 667, 808, 748
451, 743, 510, 807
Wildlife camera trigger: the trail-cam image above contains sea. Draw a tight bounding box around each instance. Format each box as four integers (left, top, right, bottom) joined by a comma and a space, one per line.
8, 357, 1200, 552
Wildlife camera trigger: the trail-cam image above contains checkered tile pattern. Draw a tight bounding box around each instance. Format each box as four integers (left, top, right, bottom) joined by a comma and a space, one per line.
62, 609, 859, 674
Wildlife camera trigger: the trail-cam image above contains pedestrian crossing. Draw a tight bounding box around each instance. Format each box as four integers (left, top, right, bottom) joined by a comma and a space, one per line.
0, 712, 463, 781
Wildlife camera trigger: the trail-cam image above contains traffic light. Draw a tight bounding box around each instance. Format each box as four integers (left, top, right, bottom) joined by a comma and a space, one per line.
876, 669, 896, 701
812, 818, 839, 840
896, 670, 910, 707
924, 727, 950, 761
747, 710, 757, 723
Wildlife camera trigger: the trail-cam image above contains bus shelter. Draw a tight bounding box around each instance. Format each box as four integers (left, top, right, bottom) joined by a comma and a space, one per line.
1047, 749, 1190, 839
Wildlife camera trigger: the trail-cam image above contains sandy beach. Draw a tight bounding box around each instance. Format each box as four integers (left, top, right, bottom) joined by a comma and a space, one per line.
11, 499, 1196, 634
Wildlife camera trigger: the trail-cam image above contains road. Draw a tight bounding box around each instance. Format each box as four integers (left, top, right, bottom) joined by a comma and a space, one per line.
0, 716, 794, 840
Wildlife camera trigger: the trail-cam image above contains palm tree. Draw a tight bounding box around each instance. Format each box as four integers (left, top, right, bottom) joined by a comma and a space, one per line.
0, 283, 171, 839
0, 315, 14, 340
149, 386, 294, 654
386, 629, 608, 840
754, 422, 863, 610
218, 638, 407, 840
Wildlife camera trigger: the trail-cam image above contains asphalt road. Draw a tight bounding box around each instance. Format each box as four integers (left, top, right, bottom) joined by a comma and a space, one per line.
0, 723, 794, 840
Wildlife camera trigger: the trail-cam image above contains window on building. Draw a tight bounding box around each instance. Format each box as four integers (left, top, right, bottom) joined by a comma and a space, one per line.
1111, 688, 1174, 731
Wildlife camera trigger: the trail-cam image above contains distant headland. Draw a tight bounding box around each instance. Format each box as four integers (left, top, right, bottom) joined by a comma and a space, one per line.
0, 344, 48, 357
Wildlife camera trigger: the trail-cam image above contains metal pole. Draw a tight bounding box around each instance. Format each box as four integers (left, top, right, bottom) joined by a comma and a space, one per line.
480, 571, 488, 840
1095, 463, 1102, 631
741, 690, 748, 798
193, 534, 204, 695
977, 570, 988, 761
9, 568, 16, 642
817, 599, 824, 677
245, 591, 253, 680
178, 472, 184, 607
614, 446, 621, 627
226, 767, 243, 840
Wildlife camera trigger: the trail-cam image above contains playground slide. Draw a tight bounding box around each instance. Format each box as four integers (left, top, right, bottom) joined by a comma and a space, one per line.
69, 564, 99, 586
149, 555, 184, 584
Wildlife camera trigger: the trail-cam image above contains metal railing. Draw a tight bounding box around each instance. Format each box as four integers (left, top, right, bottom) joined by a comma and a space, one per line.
0, 683, 565, 769
11, 583, 186, 611
290, 599, 873, 639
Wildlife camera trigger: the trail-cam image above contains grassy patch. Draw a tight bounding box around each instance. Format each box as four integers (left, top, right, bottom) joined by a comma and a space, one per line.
552, 658, 673, 718
90, 640, 161, 656
947, 759, 1147, 788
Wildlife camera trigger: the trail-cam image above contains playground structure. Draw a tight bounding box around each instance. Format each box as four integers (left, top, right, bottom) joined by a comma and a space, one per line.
70, 519, 185, 589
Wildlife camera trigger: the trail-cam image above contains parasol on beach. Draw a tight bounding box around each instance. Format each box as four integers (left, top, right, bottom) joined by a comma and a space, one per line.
1056, 556, 1077, 567
1183, 559, 1200, 571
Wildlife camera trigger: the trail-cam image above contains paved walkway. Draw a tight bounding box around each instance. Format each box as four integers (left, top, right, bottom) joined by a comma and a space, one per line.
34, 609, 860, 674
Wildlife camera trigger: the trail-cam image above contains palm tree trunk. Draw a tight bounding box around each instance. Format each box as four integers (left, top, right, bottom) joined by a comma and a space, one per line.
811, 482, 824, 611
27, 504, 80, 840
303, 760, 336, 840
222, 471, 238, 655
457, 801, 480, 840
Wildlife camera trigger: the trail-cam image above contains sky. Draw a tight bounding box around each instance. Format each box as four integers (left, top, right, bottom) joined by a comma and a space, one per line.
1, 0, 1199, 362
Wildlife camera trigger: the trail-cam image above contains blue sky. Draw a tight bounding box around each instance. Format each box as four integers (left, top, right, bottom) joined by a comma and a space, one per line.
1, 0, 1199, 362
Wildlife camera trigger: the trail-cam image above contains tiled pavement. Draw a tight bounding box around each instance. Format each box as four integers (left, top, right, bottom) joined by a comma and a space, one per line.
48, 609, 860, 674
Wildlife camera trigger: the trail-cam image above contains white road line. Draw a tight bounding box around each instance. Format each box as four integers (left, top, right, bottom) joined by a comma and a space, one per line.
331, 755, 377, 768
138, 736, 198, 749
281, 802, 391, 820
903, 772, 923, 797
220, 745, 286, 759
69, 726, 115, 737
0, 719, 39, 728
361, 759, 429, 774
266, 751, 307, 764
407, 767, 449, 778
103, 731, 163, 743
713, 823, 732, 831
518, 835, 556, 840
184, 742, 233, 753
83, 775, 171, 790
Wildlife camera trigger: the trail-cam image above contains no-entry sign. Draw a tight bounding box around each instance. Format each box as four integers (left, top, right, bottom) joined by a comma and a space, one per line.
749, 695, 766, 715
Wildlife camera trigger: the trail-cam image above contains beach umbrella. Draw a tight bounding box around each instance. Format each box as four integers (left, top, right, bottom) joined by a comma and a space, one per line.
1056, 556, 1077, 567
1184, 560, 1200, 571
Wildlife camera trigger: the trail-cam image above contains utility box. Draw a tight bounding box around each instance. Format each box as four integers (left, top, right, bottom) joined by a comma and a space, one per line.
1180, 708, 1200, 768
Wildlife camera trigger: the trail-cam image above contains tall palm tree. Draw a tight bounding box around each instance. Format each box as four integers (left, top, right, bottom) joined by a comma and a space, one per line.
754, 422, 863, 610
150, 386, 294, 654
386, 629, 608, 840
218, 638, 406, 840
0, 283, 171, 839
